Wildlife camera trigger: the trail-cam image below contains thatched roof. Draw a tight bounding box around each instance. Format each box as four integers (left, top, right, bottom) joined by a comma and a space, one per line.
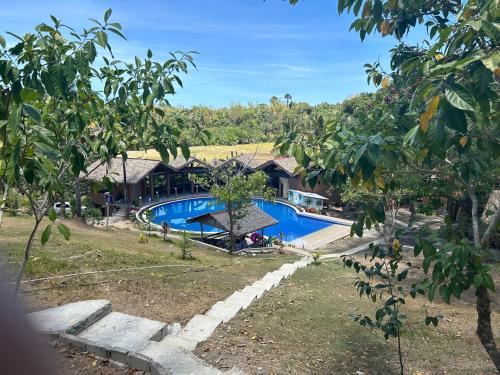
82, 153, 300, 185
82, 155, 215, 184
187, 205, 278, 236
83, 158, 162, 184
273, 157, 300, 176
217, 153, 300, 176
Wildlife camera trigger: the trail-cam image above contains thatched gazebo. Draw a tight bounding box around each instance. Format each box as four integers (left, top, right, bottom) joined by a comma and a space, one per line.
187, 205, 278, 247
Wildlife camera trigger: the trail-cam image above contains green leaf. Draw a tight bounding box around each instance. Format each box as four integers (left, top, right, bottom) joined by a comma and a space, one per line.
428, 283, 437, 302
439, 99, 467, 133
95, 31, 108, 48
422, 256, 432, 274
57, 223, 71, 241
41, 224, 52, 246
180, 143, 190, 160
0, 35, 5, 48
20, 88, 38, 102
352, 143, 367, 166
147, 49, 153, 59
372, 0, 383, 20
104, 8, 112, 22
23, 104, 41, 123
48, 207, 57, 222
397, 269, 408, 282
7, 106, 21, 140
156, 144, 170, 163
483, 273, 496, 292
445, 83, 475, 112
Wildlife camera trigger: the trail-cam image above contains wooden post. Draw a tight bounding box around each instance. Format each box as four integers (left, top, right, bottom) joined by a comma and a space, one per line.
149, 175, 154, 201
166, 173, 171, 197
261, 228, 264, 247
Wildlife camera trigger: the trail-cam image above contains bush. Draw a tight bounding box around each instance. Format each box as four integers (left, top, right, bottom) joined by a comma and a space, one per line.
81, 207, 103, 226
312, 251, 322, 266
179, 231, 194, 260
161, 221, 170, 240
138, 233, 148, 243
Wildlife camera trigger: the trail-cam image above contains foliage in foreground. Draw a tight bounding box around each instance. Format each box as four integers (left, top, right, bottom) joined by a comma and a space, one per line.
0, 9, 195, 292
285, 0, 499, 372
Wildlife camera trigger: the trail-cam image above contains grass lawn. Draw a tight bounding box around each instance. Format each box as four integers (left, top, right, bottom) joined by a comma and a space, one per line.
1, 215, 297, 325
195, 259, 500, 375
127, 142, 275, 161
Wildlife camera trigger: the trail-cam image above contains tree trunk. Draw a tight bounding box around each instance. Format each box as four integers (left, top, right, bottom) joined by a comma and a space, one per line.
122, 157, 129, 216
470, 192, 480, 247
60, 193, 66, 217
476, 286, 500, 371
14, 215, 42, 293
0, 179, 8, 230
228, 204, 236, 253
74, 180, 82, 217
408, 201, 416, 228
467, 188, 500, 370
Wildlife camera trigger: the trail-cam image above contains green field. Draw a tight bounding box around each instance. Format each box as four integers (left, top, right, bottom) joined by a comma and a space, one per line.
127, 142, 276, 161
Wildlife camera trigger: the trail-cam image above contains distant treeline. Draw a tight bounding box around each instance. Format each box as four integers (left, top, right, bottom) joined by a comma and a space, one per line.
161, 95, 341, 146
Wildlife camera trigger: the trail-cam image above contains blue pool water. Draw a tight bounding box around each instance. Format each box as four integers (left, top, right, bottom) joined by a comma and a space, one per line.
151, 197, 340, 241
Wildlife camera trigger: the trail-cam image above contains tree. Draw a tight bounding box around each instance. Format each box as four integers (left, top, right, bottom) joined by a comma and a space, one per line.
0, 9, 194, 293
194, 162, 275, 253
285, 0, 500, 370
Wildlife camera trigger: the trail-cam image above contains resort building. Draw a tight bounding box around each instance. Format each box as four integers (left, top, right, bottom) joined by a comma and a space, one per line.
82, 153, 337, 209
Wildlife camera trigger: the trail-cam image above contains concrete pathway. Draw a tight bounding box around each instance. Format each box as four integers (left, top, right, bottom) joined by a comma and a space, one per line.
28, 256, 312, 375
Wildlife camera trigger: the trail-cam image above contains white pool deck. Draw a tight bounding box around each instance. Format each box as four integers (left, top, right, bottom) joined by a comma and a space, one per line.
289, 211, 353, 250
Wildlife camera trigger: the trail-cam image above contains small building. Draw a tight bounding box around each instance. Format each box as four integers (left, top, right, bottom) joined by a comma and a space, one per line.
288, 189, 328, 212
187, 205, 278, 249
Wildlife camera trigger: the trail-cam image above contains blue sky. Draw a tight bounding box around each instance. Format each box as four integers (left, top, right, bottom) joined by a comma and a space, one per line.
1, 0, 419, 107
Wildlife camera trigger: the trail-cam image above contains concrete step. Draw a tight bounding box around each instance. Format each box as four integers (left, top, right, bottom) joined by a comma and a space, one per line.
206, 300, 242, 323
241, 284, 266, 299
140, 341, 222, 375
176, 314, 223, 344
27, 299, 111, 335
224, 291, 254, 310
77, 312, 167, 353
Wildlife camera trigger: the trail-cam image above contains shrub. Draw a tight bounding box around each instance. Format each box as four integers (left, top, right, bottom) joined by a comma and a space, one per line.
311, 251, 322, 265
81, 207, 103, 226
179, 231, 194, 260
138, 233, 148, 244
161, 221, 170, 240
144, 208, 156, 236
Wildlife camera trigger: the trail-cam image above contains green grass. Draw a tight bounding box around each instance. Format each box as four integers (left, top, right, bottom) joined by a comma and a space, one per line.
1, 215, 297, 324
127, 142, 275, 161
196, 260, 499, 375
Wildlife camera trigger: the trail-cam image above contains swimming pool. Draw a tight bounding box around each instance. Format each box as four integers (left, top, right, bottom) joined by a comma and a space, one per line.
150, 197, 342, 242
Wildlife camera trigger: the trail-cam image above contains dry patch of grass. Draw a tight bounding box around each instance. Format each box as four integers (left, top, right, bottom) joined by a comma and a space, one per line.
195, 260, 499, 375
1, 215, 297, 324
127, 142, 275, 161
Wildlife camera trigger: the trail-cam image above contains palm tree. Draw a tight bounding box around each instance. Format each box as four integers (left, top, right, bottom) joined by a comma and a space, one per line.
284, 93, 292, 108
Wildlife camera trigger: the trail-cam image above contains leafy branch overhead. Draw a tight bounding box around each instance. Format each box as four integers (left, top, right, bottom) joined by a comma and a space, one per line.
284, 0, 499, 372
0, 8, 196, 292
